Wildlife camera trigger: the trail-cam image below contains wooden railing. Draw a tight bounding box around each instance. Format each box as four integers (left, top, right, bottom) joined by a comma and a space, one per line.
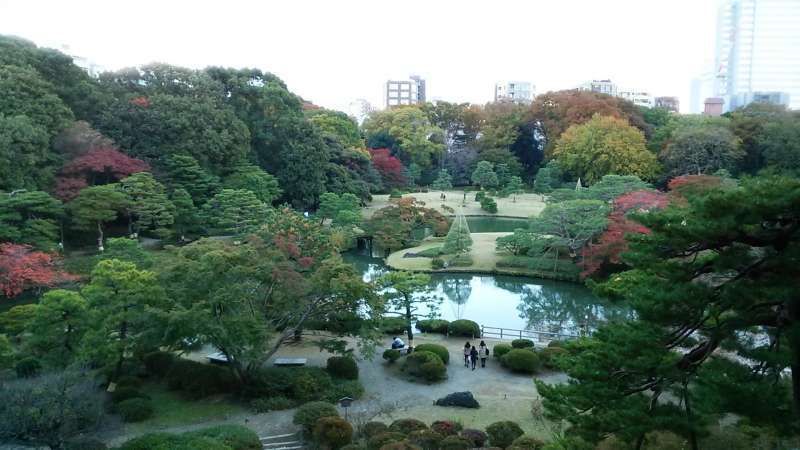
480, 325, 584, 343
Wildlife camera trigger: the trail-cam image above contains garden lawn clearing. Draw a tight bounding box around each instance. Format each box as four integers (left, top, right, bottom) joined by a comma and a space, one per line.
362, 190, 546, 219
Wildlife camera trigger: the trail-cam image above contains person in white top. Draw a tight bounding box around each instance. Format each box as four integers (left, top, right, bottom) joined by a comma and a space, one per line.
391, 336, 405, 349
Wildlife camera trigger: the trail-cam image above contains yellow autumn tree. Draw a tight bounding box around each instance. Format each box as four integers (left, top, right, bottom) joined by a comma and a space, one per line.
552, 114, 659, 183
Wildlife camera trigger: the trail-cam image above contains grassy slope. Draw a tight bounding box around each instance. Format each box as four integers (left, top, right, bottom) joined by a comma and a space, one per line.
362, 190, 547, 219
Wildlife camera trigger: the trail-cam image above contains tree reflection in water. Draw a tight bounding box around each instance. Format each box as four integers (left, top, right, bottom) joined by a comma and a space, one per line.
438, 275, 473, 319
515, 281, 630, 335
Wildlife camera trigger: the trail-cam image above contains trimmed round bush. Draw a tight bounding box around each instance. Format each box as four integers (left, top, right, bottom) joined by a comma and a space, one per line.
539, 347, 569, 370
389, 418, 428, 433
251, 396, 295, 413
480, 197, 498, 214
447, 319, 480, 338
408, 429, 444, 450
460, 429, 488, 447
186, 425, 262, 450
486, 421, 524, 448
420, 360, 446, 382
430, 420, 461, 436
416, 319, 450, 334
431, 258, 445, 270
361, 421, 389, 438
143, 351, 175, 377
367, 432, 407, 450
314, 416, 354, 449
327, 356, 359, 380
166, 359, 237, 398
15, 357, 41, 378
291, 368, 334, 401
383, 349, 402, 363
323, 379, 366, 403
511, 339, 535, 349
493, 344, 513, 358
508, 435, 546, 450
404, 351, 446, 382
116, 397, 154, 422
475, 191, 486, 202
439, 435, 473, 450
414, 344, 449, 365
111, 387, 149, 404
389, 190, 403, 199
293, 401, 339, 432
546, 340, 564, 348
501, 349, 541, 374
380, 442, 421, 450
118, 433, 229, 450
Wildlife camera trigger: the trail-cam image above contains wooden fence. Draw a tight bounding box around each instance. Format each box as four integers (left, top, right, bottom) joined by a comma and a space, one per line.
480, 325, 584, 343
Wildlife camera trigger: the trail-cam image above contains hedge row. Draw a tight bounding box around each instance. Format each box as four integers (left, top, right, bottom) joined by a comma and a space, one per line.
118, 425, 261, 450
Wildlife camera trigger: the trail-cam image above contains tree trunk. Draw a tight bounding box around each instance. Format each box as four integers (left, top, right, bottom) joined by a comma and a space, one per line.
787, 301, 800, 414
112, 319, 128, 383
634, 433, 646, 450
97, 221, 104, 251
684, 382, 699, 450
405, 298, 414, 345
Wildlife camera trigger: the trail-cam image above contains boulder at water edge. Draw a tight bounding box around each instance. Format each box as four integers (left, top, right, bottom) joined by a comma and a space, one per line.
434, 391, 480, 408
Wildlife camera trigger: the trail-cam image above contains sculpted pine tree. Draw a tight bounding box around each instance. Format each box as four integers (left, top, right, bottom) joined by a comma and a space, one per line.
442, 212, 472, 255
119, 172, 175, 237
67, 184, 130, 250
202, 189, 269, 236
431, 169, 453, 192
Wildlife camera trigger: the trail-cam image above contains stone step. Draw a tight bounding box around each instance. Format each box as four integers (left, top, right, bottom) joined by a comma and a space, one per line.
260, 433, 297, 441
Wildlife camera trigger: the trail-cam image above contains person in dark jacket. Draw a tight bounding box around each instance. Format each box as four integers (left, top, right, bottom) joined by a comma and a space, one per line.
479, 340, 489, 368
469, 345, 479, 370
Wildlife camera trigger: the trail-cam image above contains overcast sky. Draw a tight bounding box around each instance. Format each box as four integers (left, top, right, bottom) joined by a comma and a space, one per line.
0, 0, 720, 113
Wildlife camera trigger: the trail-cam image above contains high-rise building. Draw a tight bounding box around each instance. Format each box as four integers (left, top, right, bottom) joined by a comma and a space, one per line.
494, 81, 534, 103
618, 90, 654, 108
384, 75, 426, 107
655, 96, 680, 113
579, 79, 618, 97
713, 0, 800, 111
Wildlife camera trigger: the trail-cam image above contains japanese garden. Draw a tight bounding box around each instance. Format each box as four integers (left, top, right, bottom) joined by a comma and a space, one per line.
1, 34, 800, 450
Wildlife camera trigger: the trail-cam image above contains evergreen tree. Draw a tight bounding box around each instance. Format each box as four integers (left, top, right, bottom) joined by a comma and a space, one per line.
503, 176, 523, 202
202, 189, 269, 236
471, 161, 498, 190
442, 212, 472, 255
163, 155, 220, 204
431, 169, 453, 191
67, 184, 129, 251
119, 172, 175, 238
170, 188, 200, 241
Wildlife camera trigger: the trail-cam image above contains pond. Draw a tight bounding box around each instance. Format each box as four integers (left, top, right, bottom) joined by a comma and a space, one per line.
464, 216, 529, 233
344, 250, 629, 336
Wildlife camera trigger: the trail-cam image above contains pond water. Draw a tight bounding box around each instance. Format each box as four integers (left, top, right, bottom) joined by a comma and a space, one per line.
344, 250, 629, 336
464, 216, 529, 233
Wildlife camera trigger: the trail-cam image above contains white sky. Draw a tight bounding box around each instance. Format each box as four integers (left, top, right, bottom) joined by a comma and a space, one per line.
0, 0, 720, 113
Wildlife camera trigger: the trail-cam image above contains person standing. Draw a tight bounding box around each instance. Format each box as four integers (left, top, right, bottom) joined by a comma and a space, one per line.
463, 341, 471, 367
479, 340, 489, 368
469, 345, 479, 370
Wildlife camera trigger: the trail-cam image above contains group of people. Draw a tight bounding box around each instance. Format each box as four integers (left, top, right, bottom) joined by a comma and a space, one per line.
464, 340, 489, 370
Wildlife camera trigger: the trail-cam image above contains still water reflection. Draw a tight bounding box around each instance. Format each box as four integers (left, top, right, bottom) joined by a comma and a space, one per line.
344, 251, 629, 335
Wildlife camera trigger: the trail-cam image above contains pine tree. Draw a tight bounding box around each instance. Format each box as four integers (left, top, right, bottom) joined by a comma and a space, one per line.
442, 212, 472, 255
431, 169, 453, 191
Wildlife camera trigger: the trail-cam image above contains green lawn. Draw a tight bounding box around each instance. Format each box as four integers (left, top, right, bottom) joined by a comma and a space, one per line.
362, 190, 546, 219
123, 383, 246, 433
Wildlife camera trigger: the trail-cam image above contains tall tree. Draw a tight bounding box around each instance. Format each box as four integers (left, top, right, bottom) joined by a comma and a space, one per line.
317, 192, 361, 227
363, 106, 445, 170
471, 161, 499, 190
0, 190, 64, 250
0, 114, 52, 190
369, 148, 406, 189
55, 147, 150, 201
223, 164, 282, 204
306, 109, 365, 150
530, 199, 609, 258
442, 213, 473, 255
170, 188, 201, 241
163, 154, 220, 204
553, 115, 659, 183
660, 122, 743, 177
431, 169, 453, 191
377, 271, 440, 345
0, 243, 76, 299
67, 184, 130, 250
503, 176, 524, 201
119, 172, 175, 237
26, 289, 88, 367
202, 189, 269, 236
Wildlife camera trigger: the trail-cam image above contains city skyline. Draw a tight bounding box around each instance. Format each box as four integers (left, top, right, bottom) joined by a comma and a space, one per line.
1, 0, 727, 113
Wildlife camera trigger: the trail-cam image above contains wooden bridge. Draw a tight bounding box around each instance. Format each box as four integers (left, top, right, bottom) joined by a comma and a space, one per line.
480, 324, 585, 344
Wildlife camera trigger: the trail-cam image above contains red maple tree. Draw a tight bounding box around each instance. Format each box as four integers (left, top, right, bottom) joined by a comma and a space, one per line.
667, 174, 723, 200
129, 96, 151, 108
0, 243, 78, 298
580, 190, 669, 278
369, 148, 406, 188
54, 147, 150, 201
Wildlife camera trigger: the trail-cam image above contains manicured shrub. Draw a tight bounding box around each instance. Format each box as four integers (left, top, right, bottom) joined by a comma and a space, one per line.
539, 347, 569, 370
116, 375, 143, 389
439, 435, 473, 450
293, 401, 339, 432
403, 351, 446, 382
447, 319, 480, 338
380, 317, 408, 334
430, 420, 461, 436
508, 435, 546, 450
475, 191, 486, 202
389, 418, 428, 433
361, 421, 389, 438
367, 432, 407, 450
546, 340, 564, 348
493, 343, 513, 358
511, 339, 535, 349
166, 359, 237, 398
448, 255, 473, 267
117, 432, 229, 450
116, 397, 154, 422
313, 416, 354, 449
431, 257, 445, 269
486, 421, 524, 448
389, 190, 403, 199
327, 356, 359, 380
143, 351, 175, 377
379, 442, 421, 450
501, 349, 541, 374
291, 367, 334, 401
383, 349, 402, 363
323, 379, 366, 403
480, 197, 498, 214
414, 344, 449, 365
251, 396, 295, 412
111, 387, 149, 404
186, 425, 262, 450
416, 319, 450, 334
460, 429, 488, 447
14, 356, 41, 378
408, 429, 444, 450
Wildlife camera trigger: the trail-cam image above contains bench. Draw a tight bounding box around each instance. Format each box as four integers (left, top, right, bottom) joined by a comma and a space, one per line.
387, 347, 410, 355
274, 357, 308, 367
